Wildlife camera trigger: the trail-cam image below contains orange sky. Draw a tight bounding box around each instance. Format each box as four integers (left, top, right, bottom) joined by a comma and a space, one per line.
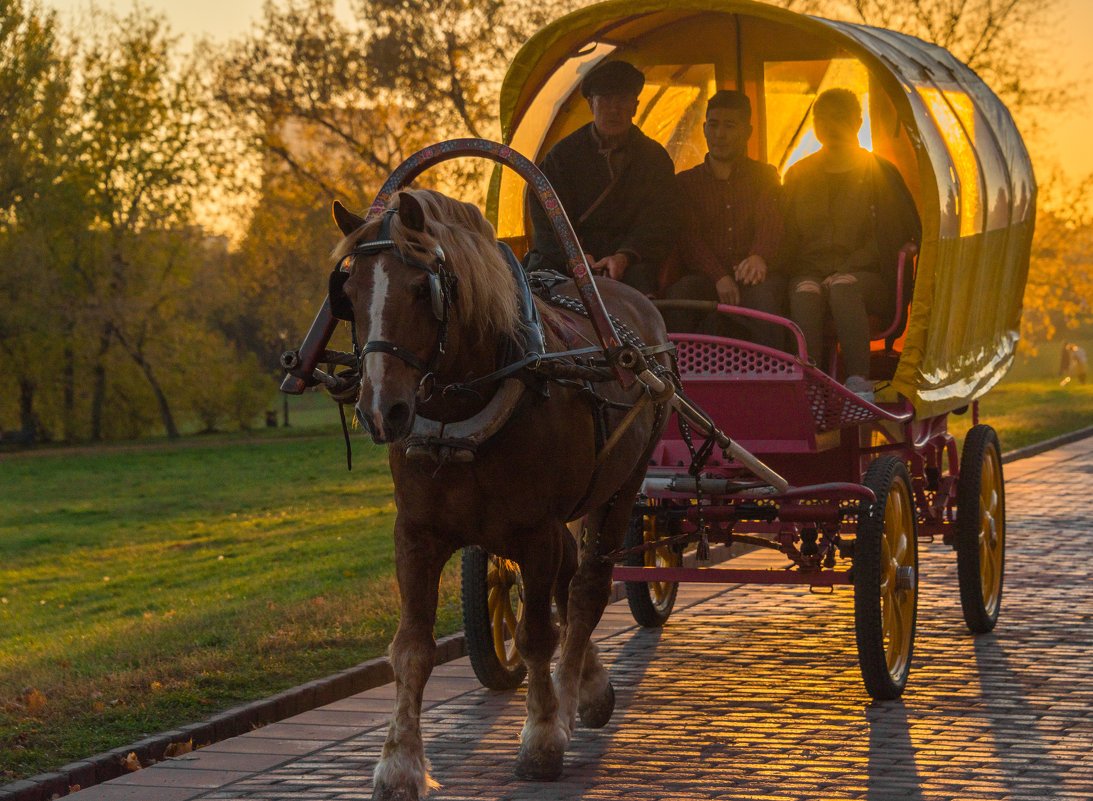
46, 0, 1093, 183
1043, 0, 1093, 182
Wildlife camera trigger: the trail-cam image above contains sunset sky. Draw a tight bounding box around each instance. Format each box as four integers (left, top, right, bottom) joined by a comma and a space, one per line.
44, 0, 1093, 183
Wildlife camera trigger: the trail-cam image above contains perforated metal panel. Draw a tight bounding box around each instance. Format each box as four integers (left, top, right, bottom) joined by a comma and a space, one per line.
675, 340, 798, 376
804, 376, 883, 431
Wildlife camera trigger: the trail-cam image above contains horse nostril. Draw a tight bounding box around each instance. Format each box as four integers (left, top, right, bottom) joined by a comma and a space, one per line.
387, 402, 412, 436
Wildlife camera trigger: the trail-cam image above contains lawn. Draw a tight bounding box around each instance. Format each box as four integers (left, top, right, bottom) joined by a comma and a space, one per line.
3, 353, 1093, 782
0, 397, 464, 780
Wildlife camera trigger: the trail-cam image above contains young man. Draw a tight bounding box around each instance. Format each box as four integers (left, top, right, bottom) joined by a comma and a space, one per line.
524, 60, 679, 294
661, 90, 785, 347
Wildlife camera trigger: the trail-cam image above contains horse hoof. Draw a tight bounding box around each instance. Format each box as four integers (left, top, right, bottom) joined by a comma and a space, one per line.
514, 743, 564, 781
578, 680, 615, 729
373, 781, 419, 801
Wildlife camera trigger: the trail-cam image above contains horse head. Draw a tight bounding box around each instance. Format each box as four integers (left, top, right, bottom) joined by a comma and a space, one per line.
328, 190, 520, 446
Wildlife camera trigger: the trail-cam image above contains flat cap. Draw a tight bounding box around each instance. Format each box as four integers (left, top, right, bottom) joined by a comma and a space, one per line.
580, 60, 645, 99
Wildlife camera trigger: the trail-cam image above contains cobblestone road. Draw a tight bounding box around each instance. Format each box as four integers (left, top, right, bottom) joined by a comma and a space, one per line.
66, 440, 1093, 801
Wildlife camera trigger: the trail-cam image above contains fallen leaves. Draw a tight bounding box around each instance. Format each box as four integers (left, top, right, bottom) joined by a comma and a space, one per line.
120, 752, 142, 772
20, 688, 48, 717
164, 739, 192, 758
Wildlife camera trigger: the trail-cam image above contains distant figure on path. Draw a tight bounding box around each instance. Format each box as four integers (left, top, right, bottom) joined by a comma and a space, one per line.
1060, 341, 1087, 386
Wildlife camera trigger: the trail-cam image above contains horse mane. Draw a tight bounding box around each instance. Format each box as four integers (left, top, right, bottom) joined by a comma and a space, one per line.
332, 188, 521, 347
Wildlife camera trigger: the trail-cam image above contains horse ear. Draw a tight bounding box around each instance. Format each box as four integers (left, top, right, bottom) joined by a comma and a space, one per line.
332, 201, 365, 236
397, 192, 426, 232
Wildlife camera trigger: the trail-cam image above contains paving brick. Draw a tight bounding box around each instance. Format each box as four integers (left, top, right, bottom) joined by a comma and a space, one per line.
54, 437, 1093, 801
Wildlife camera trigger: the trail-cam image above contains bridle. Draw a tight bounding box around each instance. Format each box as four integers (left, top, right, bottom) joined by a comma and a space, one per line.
328, 209, 459, 378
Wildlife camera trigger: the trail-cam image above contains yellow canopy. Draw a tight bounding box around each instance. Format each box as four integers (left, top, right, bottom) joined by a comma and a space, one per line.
489, 0, 1035, 418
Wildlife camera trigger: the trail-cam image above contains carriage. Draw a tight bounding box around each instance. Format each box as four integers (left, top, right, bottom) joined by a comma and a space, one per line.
278, 0, 1034, 793
457, 0, 1035, 702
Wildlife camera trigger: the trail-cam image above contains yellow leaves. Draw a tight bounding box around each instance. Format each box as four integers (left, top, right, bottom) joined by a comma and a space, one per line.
163, 739, 192, 758
23, 688, 48, 717
120, 751, 142, 772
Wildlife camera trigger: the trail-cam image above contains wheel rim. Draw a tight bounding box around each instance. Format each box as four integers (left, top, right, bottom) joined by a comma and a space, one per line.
487, 556, 523, 669
644, 514, 677, 609
880, 479, 915, 680
978, 444, 1004, 614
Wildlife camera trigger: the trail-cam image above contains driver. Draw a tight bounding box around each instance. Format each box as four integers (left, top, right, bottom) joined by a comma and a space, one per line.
524, 60, 679, 294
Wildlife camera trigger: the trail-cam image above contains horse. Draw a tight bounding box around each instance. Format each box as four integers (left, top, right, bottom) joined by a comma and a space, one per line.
327, 187, 673, 800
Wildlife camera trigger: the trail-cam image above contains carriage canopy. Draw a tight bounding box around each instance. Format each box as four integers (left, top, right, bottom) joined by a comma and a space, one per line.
489, 0, 1036, 418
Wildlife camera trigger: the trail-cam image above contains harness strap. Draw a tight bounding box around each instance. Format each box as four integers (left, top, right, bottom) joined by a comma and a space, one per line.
362, 340, 431, 374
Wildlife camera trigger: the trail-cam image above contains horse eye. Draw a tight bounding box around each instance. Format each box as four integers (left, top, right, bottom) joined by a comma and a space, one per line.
412, 278, 432, 301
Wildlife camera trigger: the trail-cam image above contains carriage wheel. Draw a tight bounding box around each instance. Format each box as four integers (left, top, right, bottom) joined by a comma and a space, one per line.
624, 505, 680, 628
956, 424, 1006, 633
461, 546, 527, 690
854, 456, 918, 700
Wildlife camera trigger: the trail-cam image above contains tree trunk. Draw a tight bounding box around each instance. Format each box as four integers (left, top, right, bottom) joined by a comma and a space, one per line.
115, 334, 180, 439
18, 377, 37, 441
90, 326, 112, 441
140, 359, 179, 439
62, 340, 75, 442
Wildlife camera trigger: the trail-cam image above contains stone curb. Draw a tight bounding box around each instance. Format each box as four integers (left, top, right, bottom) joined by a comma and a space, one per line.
5, 425, 1092, 801
999, 423, 1093, 463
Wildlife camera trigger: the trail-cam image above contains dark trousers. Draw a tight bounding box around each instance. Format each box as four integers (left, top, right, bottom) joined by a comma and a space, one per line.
662, 272, 788, 351
789, 271, 885, 376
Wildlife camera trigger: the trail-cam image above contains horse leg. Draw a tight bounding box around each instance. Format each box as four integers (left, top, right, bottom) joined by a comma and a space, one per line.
555, 486, 641, 732
373, 528, 450, 801
513, 524, 567, 781
553, 522, 579, 638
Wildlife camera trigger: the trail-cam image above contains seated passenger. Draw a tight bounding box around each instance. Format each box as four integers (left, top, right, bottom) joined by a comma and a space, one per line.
660, 90, 785, 349
524, 60, 679, 294
780, 88, 920, 400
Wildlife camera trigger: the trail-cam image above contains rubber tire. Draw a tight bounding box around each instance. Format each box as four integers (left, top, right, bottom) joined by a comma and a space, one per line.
461, 546, 526, 690
956, 424, 1006, 634
624, 506, 679, 628
854, 456, 918, 701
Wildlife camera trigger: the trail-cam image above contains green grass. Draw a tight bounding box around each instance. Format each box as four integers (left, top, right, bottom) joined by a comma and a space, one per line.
3, 355, 1093, 783
0, 404, 464, 781
948, 341, 1093, 450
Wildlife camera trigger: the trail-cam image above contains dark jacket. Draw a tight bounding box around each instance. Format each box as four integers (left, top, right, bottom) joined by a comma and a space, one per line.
525, 122, 680, 273
781, 151, 920, 318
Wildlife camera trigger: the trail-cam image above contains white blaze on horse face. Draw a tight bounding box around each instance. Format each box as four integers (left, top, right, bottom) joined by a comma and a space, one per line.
364, 261, 391, 437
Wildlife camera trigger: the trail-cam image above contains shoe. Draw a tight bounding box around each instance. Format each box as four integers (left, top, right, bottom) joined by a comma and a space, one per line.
845, 375, 875, 403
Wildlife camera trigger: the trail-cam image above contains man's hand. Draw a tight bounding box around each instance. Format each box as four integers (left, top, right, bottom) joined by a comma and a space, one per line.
592, 252, 630, 281
733, 254, 768, 286
715, 274, 740, 305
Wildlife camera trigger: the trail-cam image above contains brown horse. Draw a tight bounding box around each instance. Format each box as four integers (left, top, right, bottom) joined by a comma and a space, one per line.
329, 188, 671, 800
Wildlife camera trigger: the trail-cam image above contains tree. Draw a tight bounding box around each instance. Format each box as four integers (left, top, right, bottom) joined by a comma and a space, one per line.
65, 6, 241, 439
214, 0, 581, 374
781, 0, 1068, 125
0, 0, 69, 210
1020, 174, 1093, 346
0, 0, 70, 441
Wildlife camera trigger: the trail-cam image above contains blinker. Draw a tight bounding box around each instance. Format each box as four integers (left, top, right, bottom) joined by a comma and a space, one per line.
329, 268, 355, 321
